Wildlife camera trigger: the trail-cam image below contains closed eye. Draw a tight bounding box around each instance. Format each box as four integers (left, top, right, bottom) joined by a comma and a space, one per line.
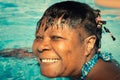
51, 35, 63, 41
36, 36, 44, 40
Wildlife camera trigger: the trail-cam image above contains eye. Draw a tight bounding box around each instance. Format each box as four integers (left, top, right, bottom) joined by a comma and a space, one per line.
36, 36, 44, 40
51, 35, 62, 41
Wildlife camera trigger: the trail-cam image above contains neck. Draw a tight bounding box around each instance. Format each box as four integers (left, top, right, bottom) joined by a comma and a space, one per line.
70, 49, 97, 80
85, 52, 113, 80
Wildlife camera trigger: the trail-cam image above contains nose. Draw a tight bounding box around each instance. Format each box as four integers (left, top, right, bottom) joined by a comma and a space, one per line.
37, 39, 50, 53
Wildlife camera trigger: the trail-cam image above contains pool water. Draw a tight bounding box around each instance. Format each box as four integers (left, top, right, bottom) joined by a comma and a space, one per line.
0, 57, 70, 80
0, 0, 120, 80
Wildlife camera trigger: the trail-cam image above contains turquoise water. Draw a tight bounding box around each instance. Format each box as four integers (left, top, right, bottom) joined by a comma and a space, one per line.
0, 0, 120, 80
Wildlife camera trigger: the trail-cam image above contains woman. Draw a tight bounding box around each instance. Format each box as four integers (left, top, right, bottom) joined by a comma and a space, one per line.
32, 1, 120, 80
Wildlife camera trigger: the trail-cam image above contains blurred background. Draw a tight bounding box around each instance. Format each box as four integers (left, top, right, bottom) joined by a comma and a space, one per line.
0, 0, 120, 80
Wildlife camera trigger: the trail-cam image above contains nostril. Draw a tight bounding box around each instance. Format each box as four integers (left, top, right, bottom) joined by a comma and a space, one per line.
37, 48, 50, 54
37, 41, 51, 53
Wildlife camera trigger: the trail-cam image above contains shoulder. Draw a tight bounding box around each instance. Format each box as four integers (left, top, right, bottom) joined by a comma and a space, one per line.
100, 59, 120, 80
112, 60, 120, 80
89, 59, 120, 80
113, 73, 120, 80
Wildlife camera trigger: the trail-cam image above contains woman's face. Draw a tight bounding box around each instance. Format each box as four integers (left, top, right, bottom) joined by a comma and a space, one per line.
32, 25, 86, 77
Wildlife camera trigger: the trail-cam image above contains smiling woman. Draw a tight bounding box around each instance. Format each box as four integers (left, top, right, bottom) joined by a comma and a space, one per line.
95, 0, 120, 8
32, 1, 120, 80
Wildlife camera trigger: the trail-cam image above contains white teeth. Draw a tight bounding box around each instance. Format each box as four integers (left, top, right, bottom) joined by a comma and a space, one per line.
41, 59, 59, 63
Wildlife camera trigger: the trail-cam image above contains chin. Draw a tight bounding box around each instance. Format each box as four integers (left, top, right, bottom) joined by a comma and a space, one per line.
40, 66, 62, 78
41, 70, 60, 78
39, 59, 65, 78
41, 67, 72, 78
42, 73, 58, 78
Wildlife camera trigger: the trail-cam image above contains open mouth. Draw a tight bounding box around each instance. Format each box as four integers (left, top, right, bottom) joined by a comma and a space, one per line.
40, 58, 60, 63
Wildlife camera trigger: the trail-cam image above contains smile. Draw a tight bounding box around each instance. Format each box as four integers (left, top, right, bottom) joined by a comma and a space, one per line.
40, 58, 60, 63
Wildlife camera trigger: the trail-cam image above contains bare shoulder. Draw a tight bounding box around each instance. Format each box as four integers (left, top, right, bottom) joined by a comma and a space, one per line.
89, 59, 120, 80
112, 60, 120, 80
113, 73, 120, 80
100, 59, 120, 80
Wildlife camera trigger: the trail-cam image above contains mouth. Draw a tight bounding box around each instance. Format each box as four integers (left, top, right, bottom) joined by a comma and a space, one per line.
40, 58, 60, 63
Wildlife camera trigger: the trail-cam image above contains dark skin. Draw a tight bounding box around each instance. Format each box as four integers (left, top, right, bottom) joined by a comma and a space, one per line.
87, 59, 120, 80
32, 11, 120, 80
32, 20, 97, 78
71, 59, 120, 80
32, 17, 120, 79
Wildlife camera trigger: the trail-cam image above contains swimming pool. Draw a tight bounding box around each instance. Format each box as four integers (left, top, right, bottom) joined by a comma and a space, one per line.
0, 0, 120, 80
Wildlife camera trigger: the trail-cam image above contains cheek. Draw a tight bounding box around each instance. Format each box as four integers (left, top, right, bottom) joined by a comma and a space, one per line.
52, 42, 70, 63
64, 42, 84, 69
52, 42, 70, 57
52, 43, 75, 67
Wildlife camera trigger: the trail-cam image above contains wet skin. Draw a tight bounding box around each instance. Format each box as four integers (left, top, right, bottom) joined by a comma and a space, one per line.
32, 26, 87, 77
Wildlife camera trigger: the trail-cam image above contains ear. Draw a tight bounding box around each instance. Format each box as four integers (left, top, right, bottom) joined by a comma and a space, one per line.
84, 35, 96, 56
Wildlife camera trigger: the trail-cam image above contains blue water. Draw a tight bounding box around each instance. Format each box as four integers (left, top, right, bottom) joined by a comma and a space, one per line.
0, 0, 120, 80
